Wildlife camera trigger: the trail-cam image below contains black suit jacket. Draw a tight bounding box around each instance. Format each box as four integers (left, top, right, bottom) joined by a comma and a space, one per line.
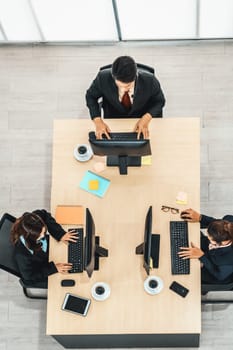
86, 69, 165, 119
199, 214, 233, 283
13, 209, 66, 287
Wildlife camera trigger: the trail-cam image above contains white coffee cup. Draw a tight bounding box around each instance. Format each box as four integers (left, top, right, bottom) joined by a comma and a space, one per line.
144, 276, 164, 295
73, 144, 93, 162
91, 282, 111, 301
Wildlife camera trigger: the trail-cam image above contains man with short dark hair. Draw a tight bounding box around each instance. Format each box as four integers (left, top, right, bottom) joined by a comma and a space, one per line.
86, 56, 165, 139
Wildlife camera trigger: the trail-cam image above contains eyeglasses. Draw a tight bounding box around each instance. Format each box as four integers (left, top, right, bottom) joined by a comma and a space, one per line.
161, 205, 179, 214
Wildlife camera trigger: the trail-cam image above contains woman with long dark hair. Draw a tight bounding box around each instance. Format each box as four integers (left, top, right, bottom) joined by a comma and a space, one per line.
11, 209, 78, 287
178, 209, 233, 283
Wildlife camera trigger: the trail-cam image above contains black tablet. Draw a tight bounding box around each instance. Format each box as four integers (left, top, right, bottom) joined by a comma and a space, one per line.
62, 293, 91, 316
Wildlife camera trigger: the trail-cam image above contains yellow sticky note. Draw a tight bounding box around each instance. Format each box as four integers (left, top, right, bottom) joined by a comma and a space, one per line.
89, 179, 99, 190
176, 191, 188, 205
141, 155, 152, 165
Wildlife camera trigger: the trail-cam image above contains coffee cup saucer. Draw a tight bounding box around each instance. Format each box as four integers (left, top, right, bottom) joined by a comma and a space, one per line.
73, 144, 93, 162
144, 276, 164, 295
91, 282, 111, 301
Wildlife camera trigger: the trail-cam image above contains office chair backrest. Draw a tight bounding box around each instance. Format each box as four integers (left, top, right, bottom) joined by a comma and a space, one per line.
0, 213, 20, 278
100, 63, 155, 75
201, 279, 233, 304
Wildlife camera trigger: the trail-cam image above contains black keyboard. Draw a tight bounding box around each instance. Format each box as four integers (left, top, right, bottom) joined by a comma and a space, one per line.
170, 221, 190, 275
88, 131, 144, 141
68, 228, 84, 273
107, 132, 143, 141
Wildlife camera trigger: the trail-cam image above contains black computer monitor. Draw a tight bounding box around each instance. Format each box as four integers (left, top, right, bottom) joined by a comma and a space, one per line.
88, 131, 151, 175
84, 208, 108, 278
135, 206, 160, 275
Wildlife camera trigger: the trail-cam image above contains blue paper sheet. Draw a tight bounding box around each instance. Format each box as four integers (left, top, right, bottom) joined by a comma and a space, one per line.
79, 170, 110, 198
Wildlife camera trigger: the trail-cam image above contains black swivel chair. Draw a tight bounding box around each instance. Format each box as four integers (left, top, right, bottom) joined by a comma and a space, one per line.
201, 281, 233, 304
0, 213, 47, 299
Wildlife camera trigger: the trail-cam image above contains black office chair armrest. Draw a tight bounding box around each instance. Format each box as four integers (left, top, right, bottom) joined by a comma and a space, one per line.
19, 279, 47, 299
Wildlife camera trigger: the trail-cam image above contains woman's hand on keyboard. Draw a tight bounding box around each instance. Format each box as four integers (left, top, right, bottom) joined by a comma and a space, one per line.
55, 263, 73, 273
178, 242, 204, 259
61, 231, 79, 243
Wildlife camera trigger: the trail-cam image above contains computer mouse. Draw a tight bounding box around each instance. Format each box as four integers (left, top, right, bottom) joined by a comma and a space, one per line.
61, 279, 75, 287
180, 212, 191, 220
181, 216, 190, 220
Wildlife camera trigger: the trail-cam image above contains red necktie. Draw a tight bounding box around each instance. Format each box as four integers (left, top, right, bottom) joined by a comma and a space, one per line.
121, 91, 132, 110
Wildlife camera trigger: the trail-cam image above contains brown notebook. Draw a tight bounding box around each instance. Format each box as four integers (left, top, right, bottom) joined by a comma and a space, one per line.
55, 205, 84, 225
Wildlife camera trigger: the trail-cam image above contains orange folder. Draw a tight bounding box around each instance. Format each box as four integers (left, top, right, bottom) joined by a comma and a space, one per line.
55, 205, 84, 225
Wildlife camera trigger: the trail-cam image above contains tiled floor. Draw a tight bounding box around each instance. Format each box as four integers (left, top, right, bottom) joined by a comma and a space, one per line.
0, 41, 233, 349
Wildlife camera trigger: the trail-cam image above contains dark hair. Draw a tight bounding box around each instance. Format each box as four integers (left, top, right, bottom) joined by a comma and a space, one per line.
112, 56, 137, 83
207, 220, 233, 245
11, 212, 47, 252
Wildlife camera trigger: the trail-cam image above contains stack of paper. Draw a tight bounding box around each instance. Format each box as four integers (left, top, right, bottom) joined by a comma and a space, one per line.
55, 205, 84, 225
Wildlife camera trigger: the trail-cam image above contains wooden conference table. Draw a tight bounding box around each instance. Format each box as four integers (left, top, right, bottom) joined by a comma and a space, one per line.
47, 118, 201, 348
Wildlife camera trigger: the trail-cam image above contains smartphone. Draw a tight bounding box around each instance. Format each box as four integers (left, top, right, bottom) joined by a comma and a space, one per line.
169, 281, 189, 298
62, 293, 91, 316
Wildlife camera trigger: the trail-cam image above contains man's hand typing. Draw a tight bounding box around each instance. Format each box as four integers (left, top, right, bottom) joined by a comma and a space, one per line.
93, 117, 111, 139
133, 113, 152, 139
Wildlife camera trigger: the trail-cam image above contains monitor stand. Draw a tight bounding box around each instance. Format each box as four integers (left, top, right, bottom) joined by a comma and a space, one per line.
135, 234, 160, 268
94, 236, 108, 271
107, 155, 141, 175
150, 234, 160, 268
